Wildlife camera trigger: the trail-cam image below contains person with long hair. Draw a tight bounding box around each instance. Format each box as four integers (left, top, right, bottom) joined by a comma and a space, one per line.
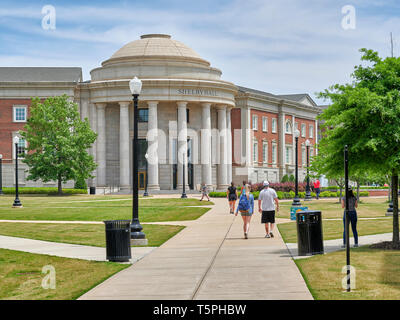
235, 183, 254, 239
227, 182, 238, 214
341, 188, 359, 248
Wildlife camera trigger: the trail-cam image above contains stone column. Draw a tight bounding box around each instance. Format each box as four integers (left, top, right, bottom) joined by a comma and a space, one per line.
89, 103, 97, 187
201, 103, 212, 188
119, 102, 130, 190
80, 100, 89, 121
96, 103, 107, 187
147, 101, 160, 190
217, 105, 228, 190
226, 107, 233, 185
177, 101, 188, 189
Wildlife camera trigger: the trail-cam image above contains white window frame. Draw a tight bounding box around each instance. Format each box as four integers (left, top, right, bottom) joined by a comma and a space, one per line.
272, 143, 277, 164
252, 115, 258, 131
13, 105, 27, 123
285, 120, 292, 134
302, 146, 306, 166
262, 116, 268, 132
253, 140, 258, 164
262, 141, 268, 163
309, 125, 314, 138
301, 124, 306, 137
12, 133, 27, 159
272, 118, 277, 133
285, 145, 292, 165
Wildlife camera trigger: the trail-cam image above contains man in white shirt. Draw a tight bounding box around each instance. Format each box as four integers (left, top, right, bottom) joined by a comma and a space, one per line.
258, 181, 279, 238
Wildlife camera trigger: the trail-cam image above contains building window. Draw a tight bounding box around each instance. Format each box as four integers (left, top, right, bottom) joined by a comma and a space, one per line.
138, 108, 149, 122
262, 116, 268, 132
252, 115, 258, 131
301, 124, 306, 137
13, 106, 27, 122
309, 125, 314, 138
285, 146, 292, 164
285, 120, 292, 134
302, 146, 306, 166
262, 142, 268, 163
272, 144, 277, 164
253, 140, 258, 163
272, 118, 277, 133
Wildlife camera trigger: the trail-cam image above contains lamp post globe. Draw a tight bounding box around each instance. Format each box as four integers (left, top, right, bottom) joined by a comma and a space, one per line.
305, 139, 312, 201
12, 136, 22, 208
0, 154, 3, 195
143, 153, 149, 197
129, 76, 147, 244
292, 129, 301, 206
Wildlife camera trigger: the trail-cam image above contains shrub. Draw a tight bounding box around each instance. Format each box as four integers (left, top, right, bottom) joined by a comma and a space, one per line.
281, 174, 289, 183
74, 177, 87, 190
289, 175, 295, 182
2, 187, 87, 195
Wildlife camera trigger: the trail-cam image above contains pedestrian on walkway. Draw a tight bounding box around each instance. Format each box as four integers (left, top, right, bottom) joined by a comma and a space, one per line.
258, 181, 279, 238
200, 183, 210, 201
341, 189, 359, 248
235, 184, 254, 239
227, 182, 238, 214
314, 179, 321, 199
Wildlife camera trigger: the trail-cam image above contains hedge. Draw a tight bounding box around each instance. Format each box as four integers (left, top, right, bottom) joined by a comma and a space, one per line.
1, 187, 88, 195
209, 190, 369, 199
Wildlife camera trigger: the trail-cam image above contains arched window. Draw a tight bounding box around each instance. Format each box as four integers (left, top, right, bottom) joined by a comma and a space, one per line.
285, 120, 292, 134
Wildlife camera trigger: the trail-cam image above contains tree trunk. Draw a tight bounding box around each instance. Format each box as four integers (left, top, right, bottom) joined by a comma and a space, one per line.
356, 180, 360, 202
392, 172, 399, 244
58, 175, 63, 196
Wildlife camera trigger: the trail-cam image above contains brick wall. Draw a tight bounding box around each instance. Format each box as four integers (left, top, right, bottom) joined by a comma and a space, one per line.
0, 99, 31, 163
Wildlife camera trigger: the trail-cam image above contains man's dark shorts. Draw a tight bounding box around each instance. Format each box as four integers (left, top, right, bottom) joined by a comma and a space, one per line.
262, 210, 275, 224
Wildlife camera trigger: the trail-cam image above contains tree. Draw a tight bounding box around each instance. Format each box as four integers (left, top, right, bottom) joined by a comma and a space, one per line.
317, 48, 400, 246
21, 95, 97, 195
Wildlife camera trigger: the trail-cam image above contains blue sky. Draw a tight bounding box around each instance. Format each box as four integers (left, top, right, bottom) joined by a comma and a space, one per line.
1, 0, 400, 104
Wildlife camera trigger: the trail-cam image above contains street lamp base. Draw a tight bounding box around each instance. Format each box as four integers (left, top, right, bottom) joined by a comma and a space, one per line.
305, 193, 313, 201
143, 191, 149, 197
12, 198, 22, 208
12, 205, 23, 208
291, 197, 302, 206
181, 193, 187, 199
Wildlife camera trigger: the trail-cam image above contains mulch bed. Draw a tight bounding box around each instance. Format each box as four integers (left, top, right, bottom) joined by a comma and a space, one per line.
370, 241, 400, 250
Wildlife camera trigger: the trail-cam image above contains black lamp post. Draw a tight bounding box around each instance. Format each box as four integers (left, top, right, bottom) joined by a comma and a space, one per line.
344, 145, 351, 292
129, 76, 146, 244
0, 154, 3, 195
181, 153, 187, 199
12, 137, 22, 208
143, 153, 149, 197
292, 129, 301, 206
305, 139, 312, 201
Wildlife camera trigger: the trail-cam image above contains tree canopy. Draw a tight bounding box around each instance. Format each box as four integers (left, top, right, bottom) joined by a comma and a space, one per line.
21, 95, 97, 195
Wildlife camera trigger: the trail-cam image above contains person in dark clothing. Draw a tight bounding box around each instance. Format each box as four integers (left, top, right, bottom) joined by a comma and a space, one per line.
227, 182, 238, 214
341, 189, 359, 248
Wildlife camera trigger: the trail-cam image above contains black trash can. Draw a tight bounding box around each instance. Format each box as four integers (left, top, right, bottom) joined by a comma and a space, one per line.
90, 186, 96, 195
296, 210, 324, 256
104, 220, 132, 262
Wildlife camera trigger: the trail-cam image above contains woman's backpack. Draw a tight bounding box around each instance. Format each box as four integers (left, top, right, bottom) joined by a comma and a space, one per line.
238, 193, 250, 212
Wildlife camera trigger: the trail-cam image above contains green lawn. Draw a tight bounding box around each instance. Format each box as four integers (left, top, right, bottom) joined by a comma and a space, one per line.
0, 222, 184, 247
278, 197, 388, 219
278, 218, 393, 243
295, 246, 400, 300
0, 248, 129, 300
0, 195, 211, 222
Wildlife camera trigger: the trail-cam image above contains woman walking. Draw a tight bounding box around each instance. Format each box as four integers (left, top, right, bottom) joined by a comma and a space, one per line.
200, 183, 210, 201
227, 182, 238, 214
341, 189, 359, 248
235, 184, 254, 239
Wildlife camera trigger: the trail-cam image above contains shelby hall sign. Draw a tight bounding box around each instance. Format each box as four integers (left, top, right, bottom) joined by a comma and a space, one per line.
177, 88, 218, 96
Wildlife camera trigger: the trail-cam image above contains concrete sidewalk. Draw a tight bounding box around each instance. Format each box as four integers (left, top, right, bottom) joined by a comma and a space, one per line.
79, 198, 313, 300
0, 235, 156, 263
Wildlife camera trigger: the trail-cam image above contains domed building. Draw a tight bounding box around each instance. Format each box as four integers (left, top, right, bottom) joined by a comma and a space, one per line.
0, 34, 321, 192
